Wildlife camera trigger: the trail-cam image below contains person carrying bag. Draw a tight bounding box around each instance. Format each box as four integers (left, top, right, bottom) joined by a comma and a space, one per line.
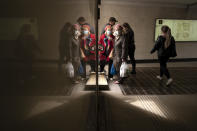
120, 62, 130, 78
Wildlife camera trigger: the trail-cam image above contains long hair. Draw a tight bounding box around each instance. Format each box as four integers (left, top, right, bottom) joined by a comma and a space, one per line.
161, 25, 172, 49
123, 22, 133, 32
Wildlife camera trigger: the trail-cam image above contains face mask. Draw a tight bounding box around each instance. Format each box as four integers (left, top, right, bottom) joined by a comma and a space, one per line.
106, 30, 112, 36
83, 30, 89, 35
113, 31, 119, 37
75, 30, 80, 36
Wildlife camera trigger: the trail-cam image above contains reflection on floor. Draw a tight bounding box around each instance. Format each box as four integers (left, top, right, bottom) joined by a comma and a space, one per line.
0, 66, 197, 131
85, 72, 109, 90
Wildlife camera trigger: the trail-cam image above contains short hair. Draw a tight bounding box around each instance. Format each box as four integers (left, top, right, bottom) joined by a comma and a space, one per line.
77, 17, 86, 23
109, 17, 118, 22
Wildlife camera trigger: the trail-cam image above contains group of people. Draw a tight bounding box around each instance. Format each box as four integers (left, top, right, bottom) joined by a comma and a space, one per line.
60, 16, 176, 86
59, 17, 136, 84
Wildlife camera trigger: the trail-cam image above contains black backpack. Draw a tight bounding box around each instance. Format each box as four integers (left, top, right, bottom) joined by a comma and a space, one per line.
160, 37, 177, 58
169, 37, 177, 57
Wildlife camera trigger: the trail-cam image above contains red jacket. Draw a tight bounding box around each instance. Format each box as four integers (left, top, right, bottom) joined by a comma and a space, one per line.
81, 34, 96, 61
98, 34, 114, 61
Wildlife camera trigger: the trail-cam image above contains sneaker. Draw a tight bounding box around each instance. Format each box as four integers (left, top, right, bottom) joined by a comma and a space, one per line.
110, 78, 113, 81
166, 78, 173, 86
114, 80, 120, 84
114, 80, 123, 84
156, 76, 163, 80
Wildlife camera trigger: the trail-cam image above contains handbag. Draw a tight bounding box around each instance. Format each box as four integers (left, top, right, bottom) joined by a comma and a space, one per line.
65, 62, 74, 78
120, 62, 130, 78
78, 63, 84, 75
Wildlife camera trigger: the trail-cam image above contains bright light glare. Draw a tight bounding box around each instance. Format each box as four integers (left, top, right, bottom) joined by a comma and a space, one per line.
26, 100, 67, 119
129, 100, 167, 119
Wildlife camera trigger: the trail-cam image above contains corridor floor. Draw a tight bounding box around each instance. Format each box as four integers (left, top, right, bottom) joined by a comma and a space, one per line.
0, 66, 197, 131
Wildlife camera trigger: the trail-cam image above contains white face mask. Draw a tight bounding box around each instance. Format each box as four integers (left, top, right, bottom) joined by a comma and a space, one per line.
113, 31, 119, 37
83, 30, 89, 35
106, 30, 112, 36
75, 30, 81, 36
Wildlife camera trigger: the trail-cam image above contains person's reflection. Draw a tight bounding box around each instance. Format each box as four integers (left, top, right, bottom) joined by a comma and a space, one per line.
80, 24, 96, 79
58, 22, 72, 73
15, 24, 41, 83
69, 24, 81, 83
77, 17, 95, 34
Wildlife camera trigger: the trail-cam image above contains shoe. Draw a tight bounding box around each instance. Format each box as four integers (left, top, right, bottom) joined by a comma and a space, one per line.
74, 80, 79, 84
156, 76, 163, 80
110, 78, 113, 81
114, 81, 120, 84
114, 80, 123, 84
131, 70, 136, 74
100, 72, 105, 75
166, 78, 173, 86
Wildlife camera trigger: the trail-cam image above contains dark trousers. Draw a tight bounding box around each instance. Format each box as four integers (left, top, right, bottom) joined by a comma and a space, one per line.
100, 60, 106, 72
81, 60, 86, 78
88, 60, 96, 72
100, 59, 113, 78
108, 59, 113, 78
128, 49, 136, 71
159, 57, 170, 79
81, 60, 96, 78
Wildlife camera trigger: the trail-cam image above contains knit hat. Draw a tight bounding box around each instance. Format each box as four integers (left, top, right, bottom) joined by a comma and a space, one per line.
82, 24, 90, 31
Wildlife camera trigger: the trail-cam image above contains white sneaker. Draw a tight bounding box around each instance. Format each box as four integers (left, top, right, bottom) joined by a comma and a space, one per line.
166, 78, 173, 86
156, 76, 163, 80
110, 78, 113, 81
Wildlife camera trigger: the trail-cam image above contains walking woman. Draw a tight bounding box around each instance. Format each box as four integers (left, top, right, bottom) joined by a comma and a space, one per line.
151, 25, 177, 86
113, 24, 128, 84
69, 24, 82, 83
123, 23, 136, 74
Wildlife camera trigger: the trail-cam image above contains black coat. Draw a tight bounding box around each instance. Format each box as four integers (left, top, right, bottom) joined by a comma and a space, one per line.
124, 29, 135, 51
113, 36, 128, 71
151, 35, 177, 58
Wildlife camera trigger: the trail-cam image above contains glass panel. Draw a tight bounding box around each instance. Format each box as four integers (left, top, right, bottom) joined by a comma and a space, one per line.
0, 0, 98, 130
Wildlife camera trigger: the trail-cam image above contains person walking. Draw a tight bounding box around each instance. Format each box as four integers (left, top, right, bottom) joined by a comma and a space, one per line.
151, 25, 177, 86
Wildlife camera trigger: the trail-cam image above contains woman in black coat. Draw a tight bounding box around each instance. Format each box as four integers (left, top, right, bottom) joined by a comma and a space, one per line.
123, 23, 136, 74
151, 25, 177, 86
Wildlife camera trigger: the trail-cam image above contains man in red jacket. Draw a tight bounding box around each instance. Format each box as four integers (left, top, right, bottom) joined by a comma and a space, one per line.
81, 25, 96, 77
98, 25, 114, 79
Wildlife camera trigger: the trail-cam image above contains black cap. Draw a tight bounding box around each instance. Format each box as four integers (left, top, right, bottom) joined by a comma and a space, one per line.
77, 17, 86, 23
109, 17, 118, 22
